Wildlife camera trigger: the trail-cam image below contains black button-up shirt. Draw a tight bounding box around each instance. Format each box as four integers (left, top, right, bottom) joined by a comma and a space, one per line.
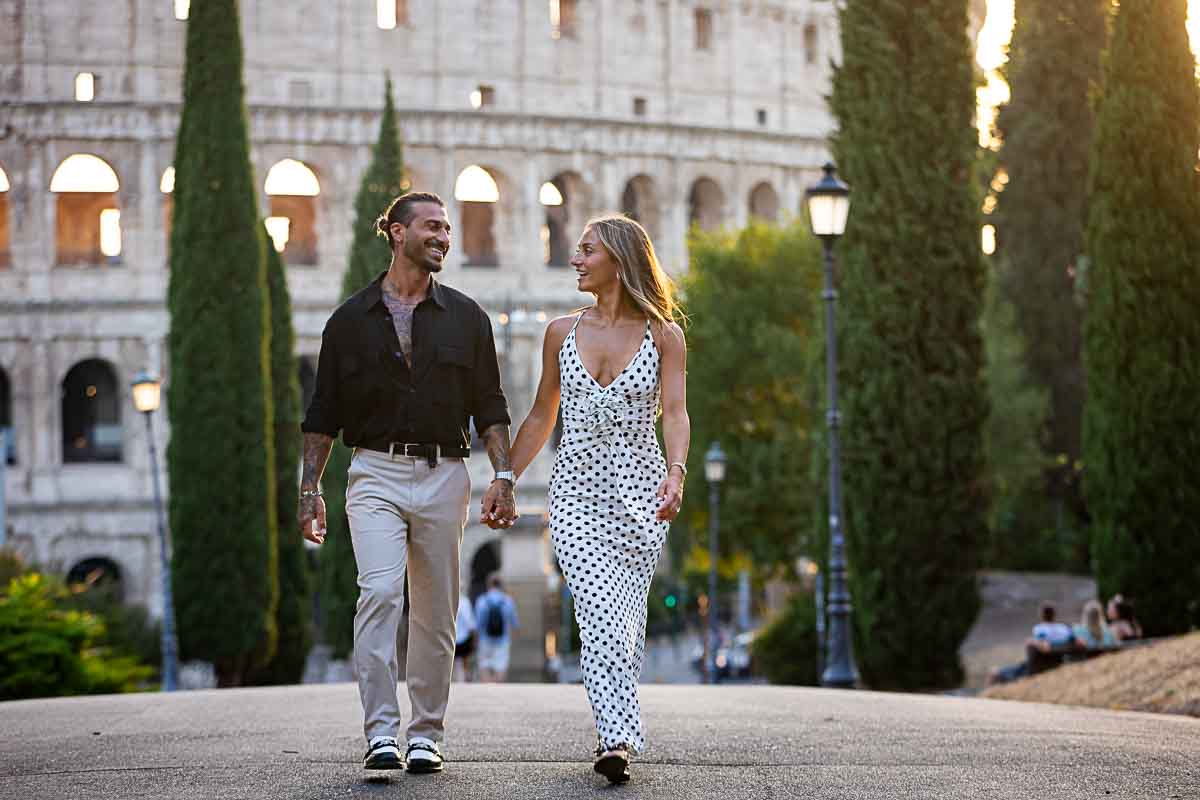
301, 272, 510, 450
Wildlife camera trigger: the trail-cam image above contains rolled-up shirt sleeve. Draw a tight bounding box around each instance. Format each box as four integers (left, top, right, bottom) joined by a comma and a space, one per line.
470, 307, 511, 438
300, 321, 342, 438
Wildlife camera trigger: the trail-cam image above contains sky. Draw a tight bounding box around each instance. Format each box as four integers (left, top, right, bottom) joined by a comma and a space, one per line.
975, 0, 1200, 148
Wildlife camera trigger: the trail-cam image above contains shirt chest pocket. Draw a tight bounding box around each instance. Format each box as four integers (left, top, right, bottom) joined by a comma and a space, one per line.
435, 344, 472, 410
338, 353, 375, 408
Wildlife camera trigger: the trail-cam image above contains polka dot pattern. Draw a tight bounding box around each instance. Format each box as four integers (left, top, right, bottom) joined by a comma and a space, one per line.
549, 312, 669, 756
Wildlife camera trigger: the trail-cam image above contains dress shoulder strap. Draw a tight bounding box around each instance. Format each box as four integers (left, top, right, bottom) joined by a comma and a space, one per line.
570, 309, 588, 334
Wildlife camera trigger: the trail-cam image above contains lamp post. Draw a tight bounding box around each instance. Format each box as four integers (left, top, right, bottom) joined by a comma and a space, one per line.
805, 162, 860, 689
704, 441, 726, 685
131, 372, 179, 692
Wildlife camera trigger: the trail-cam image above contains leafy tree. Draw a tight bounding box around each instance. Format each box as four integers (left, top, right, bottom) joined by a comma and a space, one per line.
1084, 0, 1200, 635
320, 77, 407, 658
829, 0, 989, 688
676, 222, 823, 578
167, 0, 278, 685
994, 0, 1109, 531
249, 232, 312, 685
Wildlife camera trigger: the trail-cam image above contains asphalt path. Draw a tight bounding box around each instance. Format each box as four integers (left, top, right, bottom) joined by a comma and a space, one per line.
2, 683, 1197, 799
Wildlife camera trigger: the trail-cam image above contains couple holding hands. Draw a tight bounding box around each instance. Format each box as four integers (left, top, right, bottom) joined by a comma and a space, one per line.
298, 190, 689, 784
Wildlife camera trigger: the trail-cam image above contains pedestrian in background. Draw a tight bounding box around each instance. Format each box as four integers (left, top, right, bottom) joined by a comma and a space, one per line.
474, 574, 519, 683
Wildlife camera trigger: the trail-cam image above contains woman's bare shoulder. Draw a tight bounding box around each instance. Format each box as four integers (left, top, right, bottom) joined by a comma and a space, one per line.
544, 314, 578, 348
650, 318, 686, 352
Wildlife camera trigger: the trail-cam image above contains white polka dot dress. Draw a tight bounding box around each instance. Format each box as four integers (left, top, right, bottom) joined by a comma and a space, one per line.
549, 311, 669, 755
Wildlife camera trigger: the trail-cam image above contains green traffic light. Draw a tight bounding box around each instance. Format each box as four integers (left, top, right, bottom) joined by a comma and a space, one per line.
664, 594, 677, 608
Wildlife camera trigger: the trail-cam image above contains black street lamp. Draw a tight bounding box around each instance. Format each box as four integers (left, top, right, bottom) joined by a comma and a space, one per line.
131, 372, 179, 692
805, 163, 860, 689
703, 441, 726, 685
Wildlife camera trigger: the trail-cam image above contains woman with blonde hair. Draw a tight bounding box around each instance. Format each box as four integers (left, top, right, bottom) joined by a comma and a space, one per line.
508, 214, 690, 784
1073, 599, 1117, 650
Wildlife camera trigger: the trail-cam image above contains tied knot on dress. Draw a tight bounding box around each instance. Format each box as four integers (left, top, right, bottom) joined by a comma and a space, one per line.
583, 389, 629, 441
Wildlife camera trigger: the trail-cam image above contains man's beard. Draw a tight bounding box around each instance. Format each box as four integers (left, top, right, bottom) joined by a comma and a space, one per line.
405, 237, 444, 272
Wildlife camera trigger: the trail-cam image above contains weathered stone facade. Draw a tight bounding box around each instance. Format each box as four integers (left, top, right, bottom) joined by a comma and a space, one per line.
0, 0, 838, 679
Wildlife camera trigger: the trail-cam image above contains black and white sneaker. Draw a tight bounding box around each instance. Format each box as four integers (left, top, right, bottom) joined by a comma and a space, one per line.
363, 736, 403, 770
405, 737, 444, 774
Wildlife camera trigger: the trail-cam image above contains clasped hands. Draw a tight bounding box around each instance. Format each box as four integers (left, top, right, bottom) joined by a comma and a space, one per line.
480, 480, 519, 530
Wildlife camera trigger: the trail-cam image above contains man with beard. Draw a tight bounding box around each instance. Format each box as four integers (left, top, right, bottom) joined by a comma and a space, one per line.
299, 192, 518, 774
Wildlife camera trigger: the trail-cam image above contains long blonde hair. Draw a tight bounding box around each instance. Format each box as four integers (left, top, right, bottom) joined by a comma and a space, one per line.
585, 214, 683, 326
1082, 599, 1107, 643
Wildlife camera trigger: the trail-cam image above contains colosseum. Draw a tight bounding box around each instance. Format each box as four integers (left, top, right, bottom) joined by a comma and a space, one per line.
0, 0, 849, 679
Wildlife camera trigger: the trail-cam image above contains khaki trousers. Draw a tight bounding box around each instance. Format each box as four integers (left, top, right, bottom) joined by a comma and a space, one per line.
346, 448, 470, 743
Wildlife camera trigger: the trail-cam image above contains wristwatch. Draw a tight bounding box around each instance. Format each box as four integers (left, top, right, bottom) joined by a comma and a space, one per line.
494, 470, 516, 485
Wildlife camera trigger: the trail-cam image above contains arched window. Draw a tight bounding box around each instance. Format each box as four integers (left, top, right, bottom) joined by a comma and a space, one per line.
748, 182, 780, 223
0, 164, 10, 268
66, 557, 124, 598
688, 177, 726, 232
0, 364, 13, 465
455, 165, 501, 267
620, 175, 660, 240
264, 159, 320, 265
62, 359, 122, 463
804, 23, 819, 65
50, 154, 122, 266
541, 171, 591, 267
469, 540, 501, 601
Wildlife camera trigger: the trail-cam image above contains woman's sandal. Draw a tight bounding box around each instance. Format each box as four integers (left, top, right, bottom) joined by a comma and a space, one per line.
593, 743, 631, 784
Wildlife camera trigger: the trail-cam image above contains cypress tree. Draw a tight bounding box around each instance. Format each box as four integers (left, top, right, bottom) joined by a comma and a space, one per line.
320, 78, 406, 658
993, 0, 1108, 533
167, 0, 278, 686
1084, 0, 1200, 635
828, 0, 989, 688
249, 234, 312, 685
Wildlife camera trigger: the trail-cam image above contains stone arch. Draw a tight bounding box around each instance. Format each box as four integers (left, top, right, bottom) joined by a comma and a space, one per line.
61, 358, 122, 463
454, 165, 508, 267
541, 171, 592, 267
688, 176, 726, 232
50, 154, 122, 266
620, 174, 661, 241
468, 538, 501, 601
66, 556, 124, 598
264, 158, 321, 265
748, 181, 780, 223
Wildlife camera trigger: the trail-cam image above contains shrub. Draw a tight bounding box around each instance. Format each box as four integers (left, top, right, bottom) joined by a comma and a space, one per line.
0, 574, 153, 700
750, 589, 820, 686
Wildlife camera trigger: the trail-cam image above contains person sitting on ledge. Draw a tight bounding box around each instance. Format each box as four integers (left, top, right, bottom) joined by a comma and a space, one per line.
1072, 599, 1117, 651
988, 602, 1076, 685
1106, 594, 1143, 641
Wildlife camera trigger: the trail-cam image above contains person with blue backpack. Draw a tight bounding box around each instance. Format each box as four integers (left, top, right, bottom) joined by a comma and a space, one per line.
474, 574, 519, 682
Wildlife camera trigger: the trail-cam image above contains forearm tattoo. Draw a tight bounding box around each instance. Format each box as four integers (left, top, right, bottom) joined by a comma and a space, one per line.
483, 424, 513, 475
301, 433, 334, 491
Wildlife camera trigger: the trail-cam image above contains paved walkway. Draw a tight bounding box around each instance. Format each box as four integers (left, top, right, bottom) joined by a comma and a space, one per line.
2, 683, 1197, 799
